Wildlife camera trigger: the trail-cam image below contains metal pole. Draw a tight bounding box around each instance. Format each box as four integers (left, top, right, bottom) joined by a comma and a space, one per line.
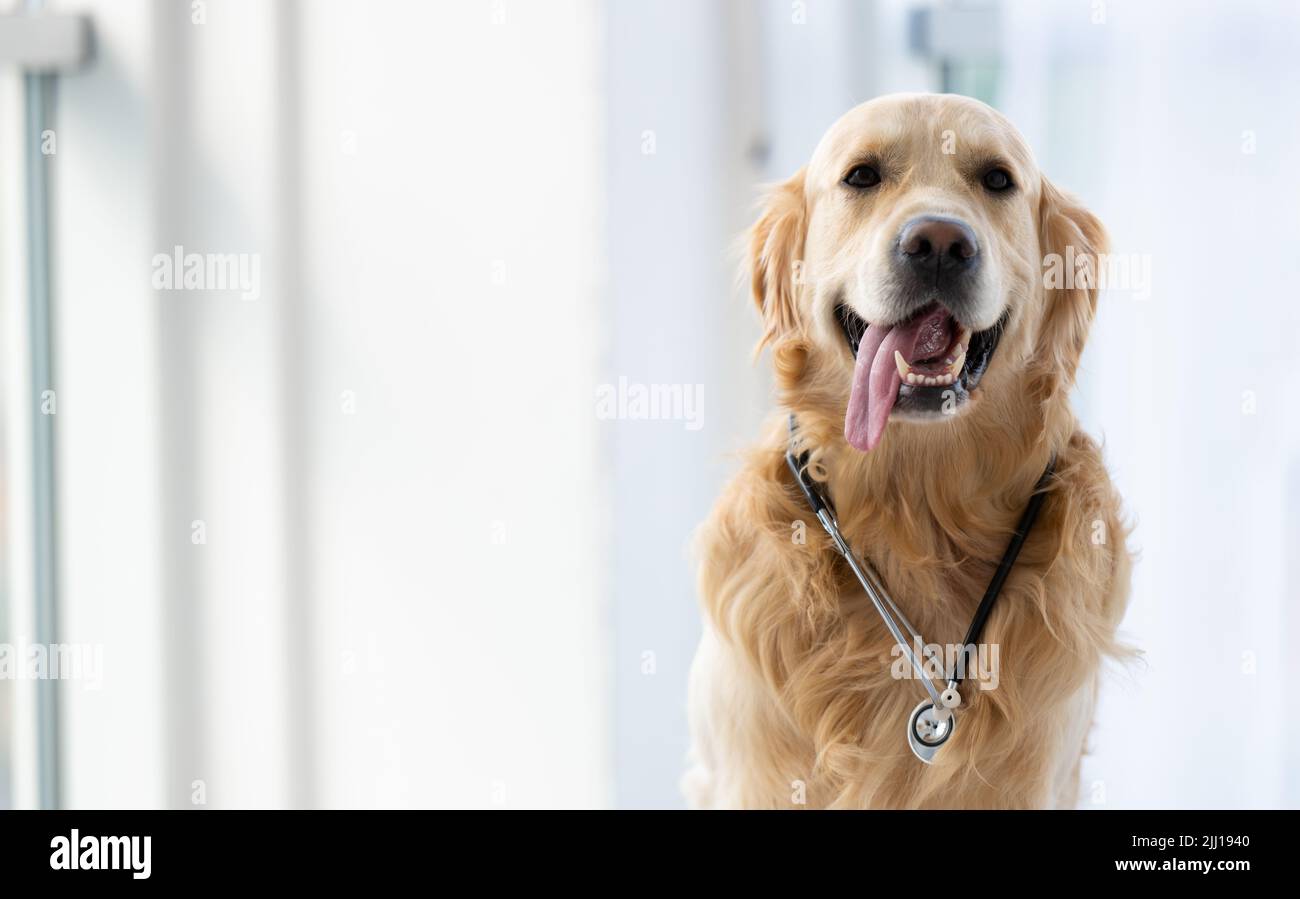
24, 65, 59, 811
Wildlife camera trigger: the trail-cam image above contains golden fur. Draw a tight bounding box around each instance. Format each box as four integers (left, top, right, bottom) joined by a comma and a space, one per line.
685, 94, 1132, 809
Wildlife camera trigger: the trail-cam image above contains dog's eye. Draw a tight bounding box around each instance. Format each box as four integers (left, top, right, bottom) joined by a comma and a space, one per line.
843, 165, 881, 189
982, 168, 1013, 192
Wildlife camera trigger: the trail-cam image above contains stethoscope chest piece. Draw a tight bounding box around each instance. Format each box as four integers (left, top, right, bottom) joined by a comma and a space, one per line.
908, 700, 955, 764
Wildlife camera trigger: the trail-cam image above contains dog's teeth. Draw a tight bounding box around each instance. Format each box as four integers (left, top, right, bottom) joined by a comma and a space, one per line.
894, 350, 912, 378
924, 376, 937, 386
906, 372, 919, 385
948, 348, 966, 375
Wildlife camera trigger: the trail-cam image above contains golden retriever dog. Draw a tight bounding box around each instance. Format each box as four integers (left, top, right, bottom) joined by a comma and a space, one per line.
685, 94, 1131, 809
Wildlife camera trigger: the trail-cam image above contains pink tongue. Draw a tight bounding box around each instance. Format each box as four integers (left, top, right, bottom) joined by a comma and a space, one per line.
844, 307, 950, 452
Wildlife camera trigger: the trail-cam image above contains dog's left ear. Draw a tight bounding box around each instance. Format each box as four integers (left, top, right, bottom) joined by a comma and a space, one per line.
748, 168, 808, 351
1033, 177, 1107, 393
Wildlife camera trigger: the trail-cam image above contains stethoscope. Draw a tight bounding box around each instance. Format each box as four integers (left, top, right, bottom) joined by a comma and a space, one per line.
784, 416, 1054, 764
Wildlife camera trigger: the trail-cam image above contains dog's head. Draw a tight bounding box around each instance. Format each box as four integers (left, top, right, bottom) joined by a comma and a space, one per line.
750, 93, 1105, 453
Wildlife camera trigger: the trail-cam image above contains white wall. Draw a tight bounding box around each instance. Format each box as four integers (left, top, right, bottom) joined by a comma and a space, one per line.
603, 0, 760, 810
6, 0, 608, 809
298, 0, 608, 809
32, 0, 167, 809
0, 0, 37, 809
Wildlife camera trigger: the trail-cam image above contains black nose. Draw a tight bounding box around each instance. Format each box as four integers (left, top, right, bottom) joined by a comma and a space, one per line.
897, 216, 979, 280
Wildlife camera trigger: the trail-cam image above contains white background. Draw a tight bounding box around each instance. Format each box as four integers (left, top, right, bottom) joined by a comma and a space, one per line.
3, 0, 608, 809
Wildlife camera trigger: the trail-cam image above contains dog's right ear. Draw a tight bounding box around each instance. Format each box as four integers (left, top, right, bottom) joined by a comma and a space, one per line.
748, 168, 808, 351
